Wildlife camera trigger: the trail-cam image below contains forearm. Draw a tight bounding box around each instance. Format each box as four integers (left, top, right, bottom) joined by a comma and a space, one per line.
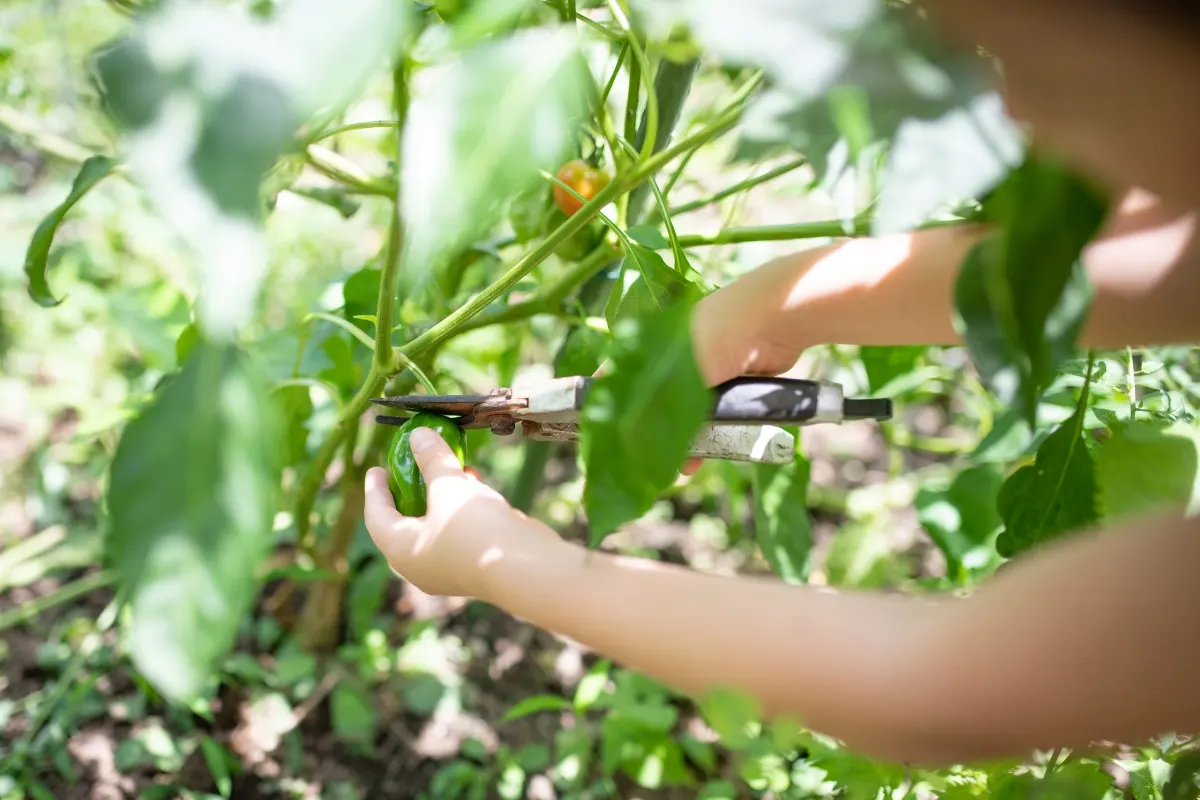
754, 193, 1200, 353
482, 512, 1200, 766
482, 526, 937, 754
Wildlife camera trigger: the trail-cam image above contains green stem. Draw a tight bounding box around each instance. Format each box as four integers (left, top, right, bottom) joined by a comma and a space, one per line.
374, 65, 409, 376
0, 570, 116, 632
607, 0, 656, 164
0, 104, 103, 165
309, 119, 399, 144
1126, 345, 1138, 419
649, 155, 809, 222
674, 218, 869, 247
305, 144, 395, 197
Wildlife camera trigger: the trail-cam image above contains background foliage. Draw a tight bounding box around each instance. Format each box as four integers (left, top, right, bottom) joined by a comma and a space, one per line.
2, 0, 1199, 798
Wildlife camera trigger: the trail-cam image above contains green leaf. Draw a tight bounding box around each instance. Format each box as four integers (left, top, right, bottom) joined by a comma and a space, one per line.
1123, 757, 1171, 800
176, 323, 201, 367
995, 403, 1098, 559
697, 687, 761, 751
346, 556, 392, 641
23, 155, 119, 307
400, 28, 591, 280
1163, 752, 1200, 800
105, 342, 281, 703
859, 345, 925, 394
342, 266, 384, 335
331, 681, 379, 746
992, 761, 1113, 799
573, 660, 611, 712
953, 154, 1110, 427
627, 225, 671, 250
604, 243, 704, 328
581, 303, 710, 545
273, 384, 313, 468
873, 91, 1022, 234
199, 737, 233, 798
916, 464, 1004, 573
750, 448, 814, 583
1096, 420, 1200, 521
502, 693, 570, 721
809, 745, 906, 798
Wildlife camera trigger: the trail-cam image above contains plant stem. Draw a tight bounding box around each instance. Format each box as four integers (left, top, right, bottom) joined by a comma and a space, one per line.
0, 103, 101, 164
0, 570, 116, 632
309, 119, 399, 144
305, 144, 395, 196
648, 155, 809, 222
674, 218, 869, 247
1127, 345, 1138, 418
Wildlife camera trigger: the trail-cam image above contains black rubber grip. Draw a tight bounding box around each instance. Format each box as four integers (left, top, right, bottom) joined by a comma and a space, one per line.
710, 377, 827, 423
843, 398, 893, 421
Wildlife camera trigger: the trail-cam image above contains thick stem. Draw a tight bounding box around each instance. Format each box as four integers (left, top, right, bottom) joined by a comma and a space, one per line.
373, 66, 409, 375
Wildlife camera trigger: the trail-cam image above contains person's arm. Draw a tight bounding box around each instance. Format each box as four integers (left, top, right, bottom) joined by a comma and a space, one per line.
691, 190, 1200, 385
477, 508, 1200, 766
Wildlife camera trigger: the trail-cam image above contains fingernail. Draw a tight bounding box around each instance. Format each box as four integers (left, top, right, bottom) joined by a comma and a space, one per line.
409, 427, 437, 452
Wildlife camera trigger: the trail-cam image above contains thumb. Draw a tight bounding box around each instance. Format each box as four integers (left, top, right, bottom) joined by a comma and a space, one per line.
409, 426, 465, 485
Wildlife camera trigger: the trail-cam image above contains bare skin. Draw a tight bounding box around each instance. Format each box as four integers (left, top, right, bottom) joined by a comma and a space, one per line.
363, 3, 1200, 767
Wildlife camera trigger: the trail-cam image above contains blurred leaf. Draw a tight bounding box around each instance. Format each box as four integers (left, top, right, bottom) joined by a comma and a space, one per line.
1096, 420, 1200, 521
859, 345, 925, 395
272, 384, 313, 467
1123, 757, 1171, 800
916, 464, 1003, 573
176, 323, 201, 366
808, 744, 906, 798
347, 556, 392, 641
105, 342, 281, 703
23, 155, 119, 308
581, 303, 709, 545
1164, 753, 1200, 800
199, 737, 234, 798
400, 28, 591, 280
953, 154, 1110, 427
555, 325, 608, 378
502, 694, 570, 721
824, 518, 904, 587
451, 0, 538, 46
573, 660, 611, 712
516, 743, 551, 772
995, 404, 1097, 559
992, 761, 1113, 799
604, 243, 704, 328
507, 184, 552, 243
873, 91, 1022, 234
343, 266, 383, 335
750, 448, 813, 583
697, 687, 761, 751
331, 680, 379, 746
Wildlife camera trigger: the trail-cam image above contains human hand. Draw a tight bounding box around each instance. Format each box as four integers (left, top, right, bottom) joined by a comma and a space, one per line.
363, 426, 557, 599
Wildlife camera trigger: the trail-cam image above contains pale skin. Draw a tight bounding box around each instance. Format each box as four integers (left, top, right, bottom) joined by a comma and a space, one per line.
363, 3, 1200, 767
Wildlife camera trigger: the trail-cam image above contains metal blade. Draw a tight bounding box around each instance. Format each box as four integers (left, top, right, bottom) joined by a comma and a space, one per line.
370, 394, 487, 415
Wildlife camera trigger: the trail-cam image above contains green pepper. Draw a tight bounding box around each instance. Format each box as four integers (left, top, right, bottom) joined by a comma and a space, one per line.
386, 412, 469, 517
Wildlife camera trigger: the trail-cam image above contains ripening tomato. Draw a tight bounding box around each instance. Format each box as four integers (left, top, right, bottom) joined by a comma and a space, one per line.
552, 159, 611, 216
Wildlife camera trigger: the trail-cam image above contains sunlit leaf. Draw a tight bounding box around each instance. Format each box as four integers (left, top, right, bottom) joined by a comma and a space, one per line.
581, 303, 709, 545
23, 155, 119, 307
953, 154, 1110, 427
199, 737, 233, 798
873, 91, 1022, 234
1096, 420, 1200, 521
995, 404, 1097, 559
697, 686, 761, 751
106, 342, 281, 703
342, 266, 384, 335
604, 243, 704, 328
400, 28, 591, 282
1164, 752, 1200, 800
750, 448, 813, 583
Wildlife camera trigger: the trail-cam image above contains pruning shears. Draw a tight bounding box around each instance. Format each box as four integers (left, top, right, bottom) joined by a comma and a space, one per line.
371, 376, 892, 466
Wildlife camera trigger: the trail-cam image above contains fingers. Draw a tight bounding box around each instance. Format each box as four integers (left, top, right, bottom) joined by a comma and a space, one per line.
409, 427, 466, 485
363, 467, 417, 558
681, 458, 702, 476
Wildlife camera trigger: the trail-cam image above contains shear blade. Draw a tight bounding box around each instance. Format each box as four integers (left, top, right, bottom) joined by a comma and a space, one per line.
371, 394, 487, 415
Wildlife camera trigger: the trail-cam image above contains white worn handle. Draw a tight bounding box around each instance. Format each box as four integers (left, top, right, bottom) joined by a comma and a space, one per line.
521, 422, 795, 465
